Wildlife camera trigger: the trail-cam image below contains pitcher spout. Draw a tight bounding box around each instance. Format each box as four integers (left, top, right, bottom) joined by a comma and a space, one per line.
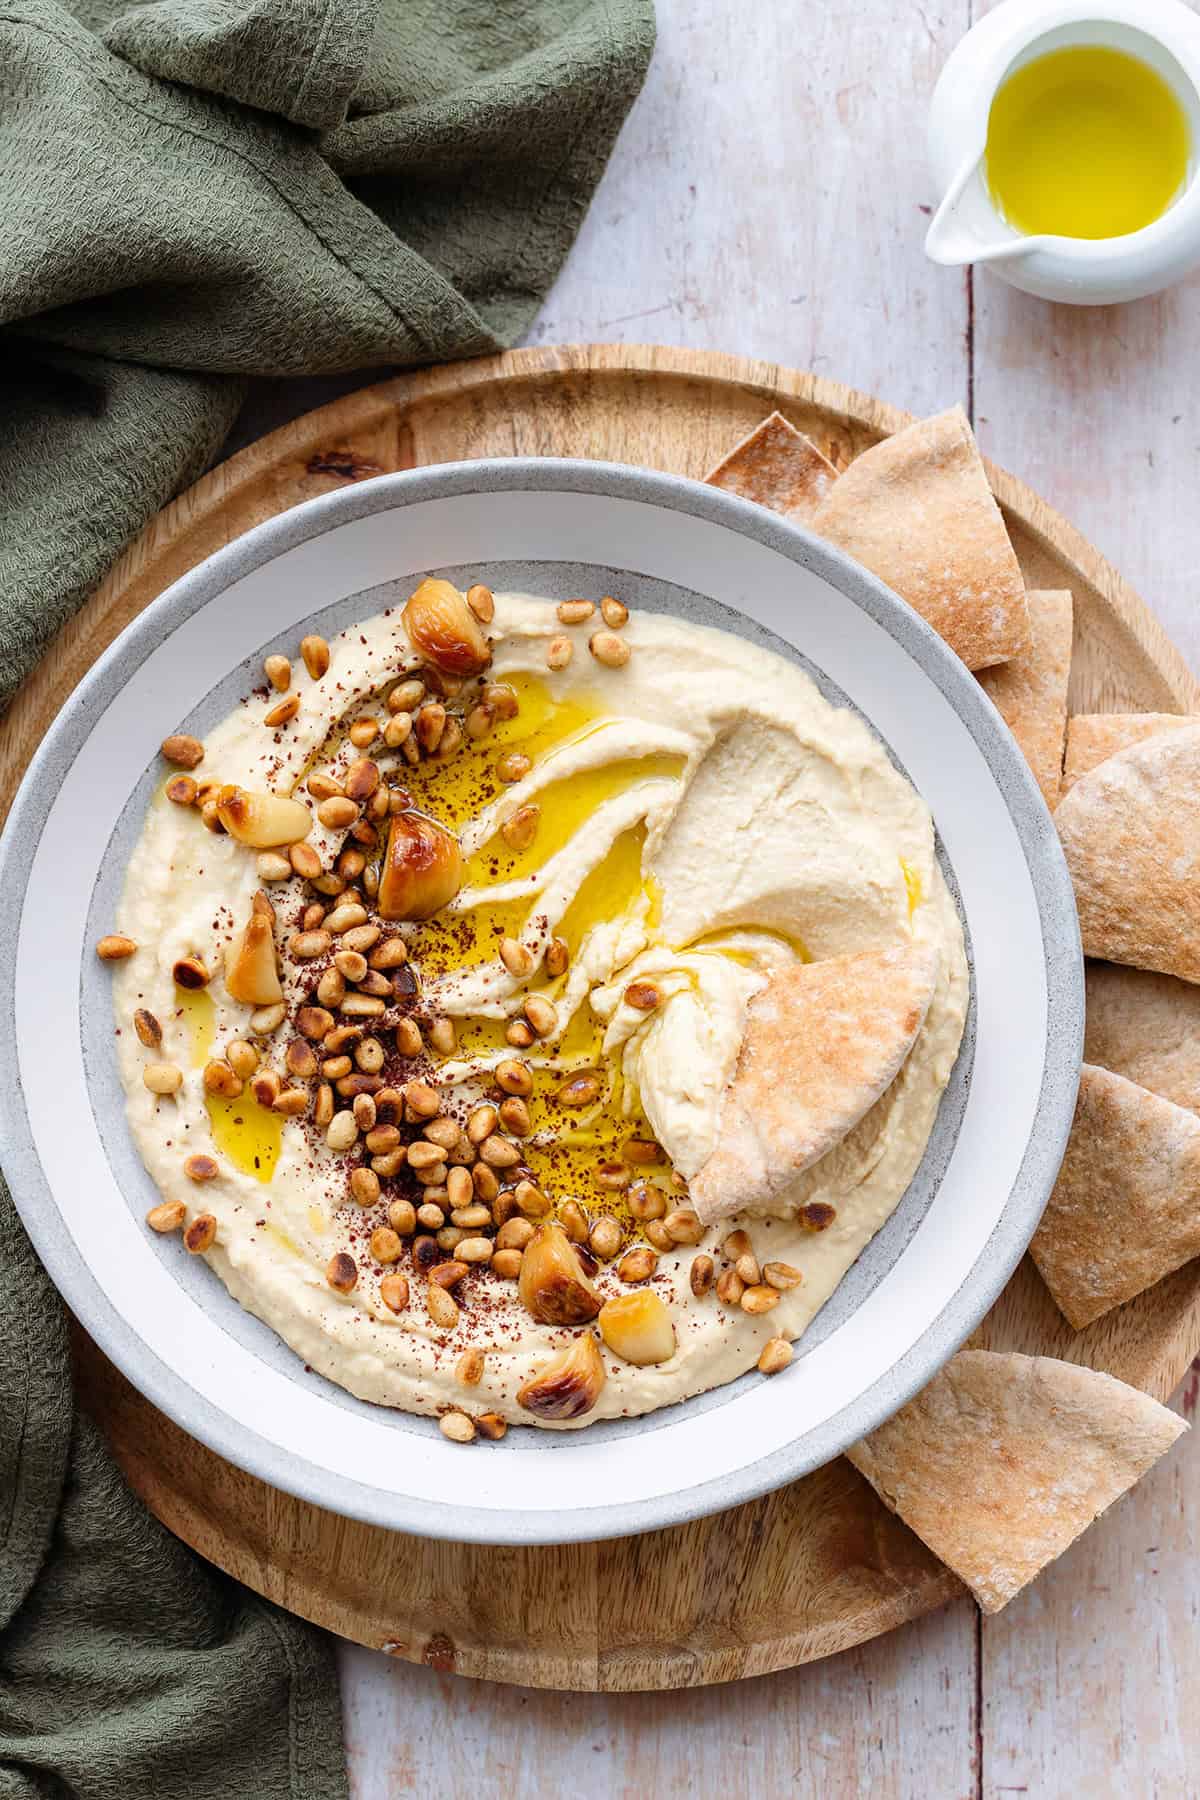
924, 144, 1045, 267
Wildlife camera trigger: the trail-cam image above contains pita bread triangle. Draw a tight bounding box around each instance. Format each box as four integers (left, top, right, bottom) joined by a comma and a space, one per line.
978, 588, 1073, 808
705, 410, 838, 523
1030, 1063, 1200, 1329
1054, 723, 1200, 982
846, 1350, 1184, 1612
1084, 960, 1200, 1115
811, 406, 1030, 671
1062, 711, 1194, 798
691, 940, 938, 1224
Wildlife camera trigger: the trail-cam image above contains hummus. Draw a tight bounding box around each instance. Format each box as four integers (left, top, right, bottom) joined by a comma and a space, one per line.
110, 583, 969, 1431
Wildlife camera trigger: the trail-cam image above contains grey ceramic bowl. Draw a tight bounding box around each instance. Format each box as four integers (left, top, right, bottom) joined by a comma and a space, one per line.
0, 459, 1082, 1543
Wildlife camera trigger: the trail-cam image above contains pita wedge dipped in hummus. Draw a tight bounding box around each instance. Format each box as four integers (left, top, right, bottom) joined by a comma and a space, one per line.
104, 578, 968, 1435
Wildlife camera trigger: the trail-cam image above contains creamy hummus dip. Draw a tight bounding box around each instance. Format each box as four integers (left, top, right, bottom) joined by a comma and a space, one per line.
109, 581, 968, 1433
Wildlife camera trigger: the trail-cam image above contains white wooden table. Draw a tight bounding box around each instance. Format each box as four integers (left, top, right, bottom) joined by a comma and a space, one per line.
232, 2, 1200, 1791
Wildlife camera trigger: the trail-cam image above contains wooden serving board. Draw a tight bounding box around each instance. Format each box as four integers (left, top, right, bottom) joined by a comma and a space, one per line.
13, 344, 1200, 1691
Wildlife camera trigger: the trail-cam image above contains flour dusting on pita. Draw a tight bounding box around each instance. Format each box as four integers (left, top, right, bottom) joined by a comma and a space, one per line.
1054, 723, 1200, 983
691, 942, 938, 1223
705, 411, 838, 523
811, 407, 1030, 671
846, 1350, 1184, 1612
1061, 711, 1194, 797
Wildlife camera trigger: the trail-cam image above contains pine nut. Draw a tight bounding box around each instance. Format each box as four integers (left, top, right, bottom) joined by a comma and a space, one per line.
523, 994, 557, 1038
758, 1337, 794, 1375
97, 934, 137, 961
496, 751, 531, 783
300, 634, 330, 680
556, 599, 594, 623
466, 583, 495, 623
588, 630, 630, 668
439, 1410, 474, 1442
740, 1284, 781, 1316
147, 1200, 186, 1232
326, 1111, 358, 1151
690, 1254, 715, 1297
491, 1249, 523, 1279
165, 775, 198, 806
387, 1198, 417, 1234
380, 1273, 409, 1312
264, 695, 299, 727
143, 1062, 183, 1096
133, 1008, 162, 1048
326, 1252, 357, 1292
545, 634, 573, 670
184, 1213, 217, 1253
427, 1286, 460, 1330
161, 733, 204, 768
618, 1247, 658, 1283
264, 653, 291, 691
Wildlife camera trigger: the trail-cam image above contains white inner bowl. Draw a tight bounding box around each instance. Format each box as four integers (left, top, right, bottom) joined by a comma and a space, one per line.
0, 461, 1082, 1543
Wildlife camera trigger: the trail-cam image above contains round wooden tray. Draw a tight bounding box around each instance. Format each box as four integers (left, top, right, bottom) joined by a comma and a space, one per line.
15, 345, 1200, 1691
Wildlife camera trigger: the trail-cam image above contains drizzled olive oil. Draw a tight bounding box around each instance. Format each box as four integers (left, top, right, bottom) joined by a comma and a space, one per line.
985, 45, 1190, 239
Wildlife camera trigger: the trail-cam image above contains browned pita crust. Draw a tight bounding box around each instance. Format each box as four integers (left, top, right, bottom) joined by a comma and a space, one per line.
811, 407, 1030, 671
705, 411, 838, 522
846, 1350, 1183, 1612
1030, 1064, 1200, 1329
1054, 724, 1200, 983
978, 589, 1073, 807
1085, 962, 1200, 1114
1062, 712, 1194, 797
691, 941, 938, 1223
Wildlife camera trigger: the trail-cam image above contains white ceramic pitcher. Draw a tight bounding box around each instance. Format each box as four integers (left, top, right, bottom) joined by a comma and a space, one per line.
926, 0, 1200, 303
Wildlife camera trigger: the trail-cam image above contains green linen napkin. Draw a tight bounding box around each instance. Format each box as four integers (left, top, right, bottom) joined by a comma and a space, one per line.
0, 3, 653, 1795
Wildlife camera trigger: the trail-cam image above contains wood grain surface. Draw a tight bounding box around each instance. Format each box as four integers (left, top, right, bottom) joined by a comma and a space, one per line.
7, 342, 1193, 1696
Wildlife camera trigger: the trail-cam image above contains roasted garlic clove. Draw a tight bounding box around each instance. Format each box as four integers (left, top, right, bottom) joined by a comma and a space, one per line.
598, 1290, 677, 1366
402, 578, 491, 676
216, 785, 312, 848
517, 1330, 606, 1421
224, 911, 283, 1006
518, 1220, 601, 1325
377, 810, 463, 920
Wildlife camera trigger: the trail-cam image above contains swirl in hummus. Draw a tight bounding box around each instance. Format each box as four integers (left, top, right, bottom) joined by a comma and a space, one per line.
107, 580, 969, 1433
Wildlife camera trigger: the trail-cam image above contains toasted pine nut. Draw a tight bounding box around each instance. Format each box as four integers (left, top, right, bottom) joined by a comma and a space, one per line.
405, 1081, 441, 1119
758, 1337, 794, 1375
644, 1219, 674, 1252
740, 1284, 781, 1316
627, 1182, 666, 1221
500, 803, 540, 851
556, 599, 595, 624
147, 1199, 187, 1233
184, 1213, 217, 1253
595, 1162, 631, 1192
624, 1137, 662, 1165
619, 1247, 658, 1283
439, 1410, 474, 1442
496, 751, 531, 784
165, 775, 198, 806
349, 718, 379, 749
143, 1062, 183, 1096
387, 677, 425, 714
264, 653, 291, 691
318, 796, 359, 831
203, 1059, 243, 1099
716, 1267, 745, 1306
523, 994, 557, 1038
735, 1253, 761, 1287
264, 694, 299, 727
690, 1254, 715, 1297
250, 1001, 287, 1035
380, 1272, 409, 1312
457, 1347, 486, 1386
300, 634, 330, 680
326, 1111, 358, 1152
589, 1216, 623, 1260
763, 1261, 803, 1291
350, 1166, 381, 1207
624, 980, 661, 1012
161, 733, 204, 768
600, 595, 629, 627
388, 1197, 417, 1235
256, 850, 292, 884
326, 1252, 357, 1293
545, 634, 573, 671
274, 1088, 309, 1117
427, 1286, 460, 1330
467, 1103, 498, 1145
495, 1058, 533, 1097
560, 1199, 590, 1243
427, 1016, 457, 1055
456, 1237, 494, 1265
514, 1179, 550, 1218
491, 1248, 524, 1279
97, 934, 137, 961
588, 630, 630, 668
479, 1135, 520, 1169
499, 937, 534, 979
506, 1020, 535, 1048
723, 1229, 754, 1260
466, 583, 495, 623
289, 841, 323, 879
544, 937, 569, 977
133, 1008, 162, 1048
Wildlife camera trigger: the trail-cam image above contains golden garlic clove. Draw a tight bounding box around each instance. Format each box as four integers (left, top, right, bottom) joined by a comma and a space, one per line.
377, 810, 463, 920
598, 1290, 677, 1366
402, 578, 491, 676
224, 911, 283, 1006
517, 1330, 606, 1421
216, 785, 312, 848
518, 1220, 601, 1325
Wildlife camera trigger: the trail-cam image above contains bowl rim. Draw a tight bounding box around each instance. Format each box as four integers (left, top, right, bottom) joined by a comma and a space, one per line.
0, 456, 1083, 1544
